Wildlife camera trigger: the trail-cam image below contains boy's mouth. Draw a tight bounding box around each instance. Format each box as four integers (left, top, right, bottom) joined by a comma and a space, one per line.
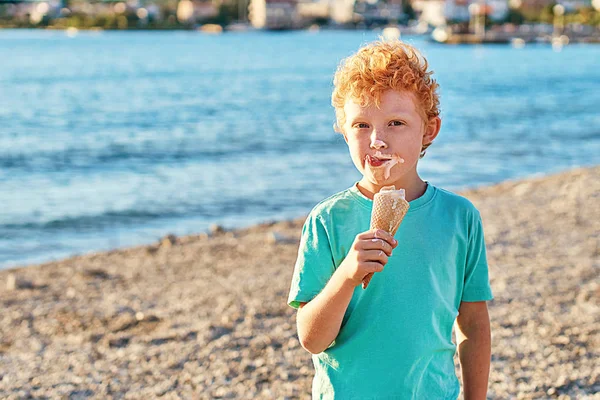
365, 153, 403, 167
367, 156, 388, 167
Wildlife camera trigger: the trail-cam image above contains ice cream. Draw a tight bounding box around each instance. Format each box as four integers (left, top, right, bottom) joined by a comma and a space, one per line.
383, 156, 401, 179
366, 151, 405, 181
362, 185, 410, 289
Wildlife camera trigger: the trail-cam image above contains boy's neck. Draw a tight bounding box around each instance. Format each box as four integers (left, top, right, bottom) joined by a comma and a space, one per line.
357, 176, 428, 202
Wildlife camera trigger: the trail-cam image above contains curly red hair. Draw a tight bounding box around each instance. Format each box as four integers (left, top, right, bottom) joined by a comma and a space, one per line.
331, 40, 440, 157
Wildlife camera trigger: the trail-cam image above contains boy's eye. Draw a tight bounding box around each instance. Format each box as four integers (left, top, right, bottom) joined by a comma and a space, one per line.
354, 123, 369, 129
389, 120, 404, 127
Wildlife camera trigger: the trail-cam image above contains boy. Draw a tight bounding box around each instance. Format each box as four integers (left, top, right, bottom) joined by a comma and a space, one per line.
287, 40, 493, 399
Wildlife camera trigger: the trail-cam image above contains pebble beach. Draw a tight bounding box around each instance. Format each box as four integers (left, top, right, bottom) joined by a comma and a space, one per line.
0, 166, 598, 399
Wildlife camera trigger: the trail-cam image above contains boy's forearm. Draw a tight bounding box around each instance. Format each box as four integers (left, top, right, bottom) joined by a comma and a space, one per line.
457, 323, 491, 400
296, 268, 356, 354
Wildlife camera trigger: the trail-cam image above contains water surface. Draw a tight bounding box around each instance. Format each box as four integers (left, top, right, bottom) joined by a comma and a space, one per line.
1, 29, 599, 268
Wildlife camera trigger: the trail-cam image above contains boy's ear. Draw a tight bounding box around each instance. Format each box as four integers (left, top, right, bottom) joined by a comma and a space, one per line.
334, 122, 348, 143
423, 116, 441, 146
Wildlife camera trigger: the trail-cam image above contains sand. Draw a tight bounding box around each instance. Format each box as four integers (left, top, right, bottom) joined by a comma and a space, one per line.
0, 166, 598, 399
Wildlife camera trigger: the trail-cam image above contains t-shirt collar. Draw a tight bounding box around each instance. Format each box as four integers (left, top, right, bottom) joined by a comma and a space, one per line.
348, 181, 435, 212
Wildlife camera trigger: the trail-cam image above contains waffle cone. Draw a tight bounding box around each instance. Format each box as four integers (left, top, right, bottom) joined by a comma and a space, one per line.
363, 186, 409, 289
369, 192, 410, 235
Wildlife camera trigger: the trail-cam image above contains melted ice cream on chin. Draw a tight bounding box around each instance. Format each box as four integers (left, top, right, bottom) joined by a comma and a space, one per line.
382, 156, 402, 179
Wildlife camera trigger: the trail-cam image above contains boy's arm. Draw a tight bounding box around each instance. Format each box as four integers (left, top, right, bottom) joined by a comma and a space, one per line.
295, 229, 397, 355
455, 301, 491, 400
296, 267, 356, 354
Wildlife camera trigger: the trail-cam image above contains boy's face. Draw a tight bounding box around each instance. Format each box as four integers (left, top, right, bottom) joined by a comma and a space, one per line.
341, 90, 440, 196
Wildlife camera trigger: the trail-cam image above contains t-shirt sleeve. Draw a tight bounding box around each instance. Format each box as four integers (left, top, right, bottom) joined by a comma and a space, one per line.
462, 211, 494, 302
287, 212, 336, 309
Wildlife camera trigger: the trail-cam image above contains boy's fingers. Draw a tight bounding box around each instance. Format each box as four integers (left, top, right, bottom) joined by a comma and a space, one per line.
358, 250, 388, 265
362, 273, 374, 289
357, 231, 376, 240
365, 262, 384, 273
365, 238, 393, 256
356, 230, 397, 249
373, 229, 398, 247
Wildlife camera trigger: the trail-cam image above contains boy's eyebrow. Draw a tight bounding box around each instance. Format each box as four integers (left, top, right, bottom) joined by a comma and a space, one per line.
348, 110, 415, 125
350, 113, 411, 123
386, 113, 410, 119
348, 116, 368, 124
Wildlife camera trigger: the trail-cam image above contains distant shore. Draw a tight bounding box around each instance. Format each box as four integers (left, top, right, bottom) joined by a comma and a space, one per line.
0, 165, 598, 399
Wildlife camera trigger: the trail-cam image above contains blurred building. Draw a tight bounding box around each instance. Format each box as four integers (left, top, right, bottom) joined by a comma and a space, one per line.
297, 0, 329, 20
330, 0, 355, 23
176, 0, 218, 22
447, 0, 507, 21
517, 0, 590, 15
296, 0, 355, 24
354, 0, 405, 26
64, 0, 143, 18
413, 0, 508, 26
559, 0, 591, 10
249, 0, 300, 29
2, 0, 64, 22
412, 0, 445, 25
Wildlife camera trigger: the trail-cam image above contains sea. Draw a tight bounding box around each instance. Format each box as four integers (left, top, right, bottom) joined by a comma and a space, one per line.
1, 28, 599, 269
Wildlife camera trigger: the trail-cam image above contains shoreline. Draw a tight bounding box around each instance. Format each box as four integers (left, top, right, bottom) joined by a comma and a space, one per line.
0, 166, 592, 273
0, 165, 598, 399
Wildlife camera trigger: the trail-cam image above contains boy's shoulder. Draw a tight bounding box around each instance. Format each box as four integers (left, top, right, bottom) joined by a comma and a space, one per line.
432, 185, 481, 217
308, 186, 363, 220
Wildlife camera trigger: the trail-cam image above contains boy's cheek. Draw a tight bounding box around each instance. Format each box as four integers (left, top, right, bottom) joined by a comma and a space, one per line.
349, 146, 367, 166
339, 128, 348, 142
348, 150, 367, 171
350, 152, 364, 169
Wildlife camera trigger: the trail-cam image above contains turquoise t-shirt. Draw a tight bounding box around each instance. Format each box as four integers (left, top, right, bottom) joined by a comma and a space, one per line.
287, 182, 493, 400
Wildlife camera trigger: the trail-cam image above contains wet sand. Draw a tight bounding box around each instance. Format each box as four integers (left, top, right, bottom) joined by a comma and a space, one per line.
1, 166, 598, 399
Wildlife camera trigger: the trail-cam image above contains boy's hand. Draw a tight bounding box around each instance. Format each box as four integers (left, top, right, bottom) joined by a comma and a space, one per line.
339, 229, 397, 287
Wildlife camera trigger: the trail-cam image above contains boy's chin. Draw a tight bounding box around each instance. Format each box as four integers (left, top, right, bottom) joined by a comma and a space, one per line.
365, 170, 395, 185
360, 174, 395, 191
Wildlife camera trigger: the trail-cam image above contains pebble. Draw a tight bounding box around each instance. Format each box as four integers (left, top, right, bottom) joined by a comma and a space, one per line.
5, 273, 35, 290
210, 224, 225, 235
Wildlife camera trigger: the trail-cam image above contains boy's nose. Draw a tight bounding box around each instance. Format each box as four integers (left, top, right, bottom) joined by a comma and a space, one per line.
370, 139, 387, 149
